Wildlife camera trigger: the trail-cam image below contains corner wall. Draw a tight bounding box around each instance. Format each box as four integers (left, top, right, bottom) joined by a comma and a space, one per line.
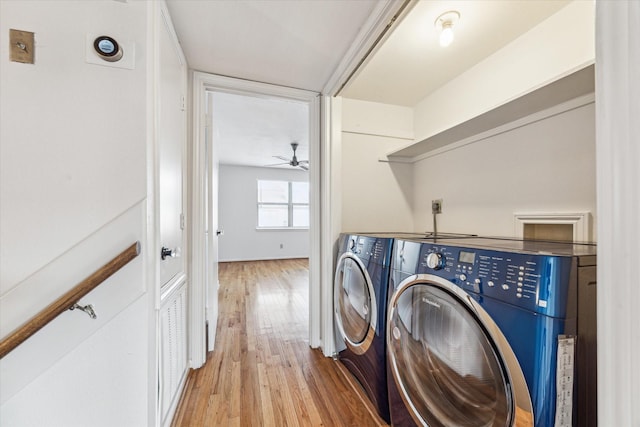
340, 99, 414, 233
595, 2, 640, 423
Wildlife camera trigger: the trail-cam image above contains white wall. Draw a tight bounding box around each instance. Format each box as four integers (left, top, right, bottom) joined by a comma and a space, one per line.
0, 1, 152, 425
412, 101, 596, 239
1, 295, 149, 427
414, 0, 595, 142
218, 165, 309, 261
1, 1, 148, 290
340, 99, 414, 232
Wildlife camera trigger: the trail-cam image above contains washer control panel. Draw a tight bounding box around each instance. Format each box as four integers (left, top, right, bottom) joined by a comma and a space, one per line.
413, 242, 574, 317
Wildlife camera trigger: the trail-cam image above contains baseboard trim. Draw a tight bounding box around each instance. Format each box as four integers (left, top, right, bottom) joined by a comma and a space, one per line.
218, 256, 309, 263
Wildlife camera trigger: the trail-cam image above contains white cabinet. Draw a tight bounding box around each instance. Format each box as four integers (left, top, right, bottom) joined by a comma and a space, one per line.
159, 280, 188, 426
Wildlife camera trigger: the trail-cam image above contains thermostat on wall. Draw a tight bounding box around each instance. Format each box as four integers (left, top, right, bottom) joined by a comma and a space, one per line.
93, 36, 123, 62
86, 33, 134, 70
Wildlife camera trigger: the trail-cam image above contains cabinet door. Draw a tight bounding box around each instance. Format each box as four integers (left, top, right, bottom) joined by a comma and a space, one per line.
160, 282, 187, 426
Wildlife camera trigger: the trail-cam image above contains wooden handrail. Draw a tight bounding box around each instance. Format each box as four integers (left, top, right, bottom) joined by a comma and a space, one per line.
0, 241, 141, 359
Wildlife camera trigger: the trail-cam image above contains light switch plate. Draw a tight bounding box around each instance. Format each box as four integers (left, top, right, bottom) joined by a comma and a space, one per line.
10, 29, 35, 64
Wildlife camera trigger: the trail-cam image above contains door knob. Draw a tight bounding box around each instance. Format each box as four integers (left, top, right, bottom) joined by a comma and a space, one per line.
216, 229, 224, 236
161, 246, 179, 260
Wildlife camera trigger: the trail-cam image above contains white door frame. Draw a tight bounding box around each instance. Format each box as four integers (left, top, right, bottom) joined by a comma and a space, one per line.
189, 72, 321, 368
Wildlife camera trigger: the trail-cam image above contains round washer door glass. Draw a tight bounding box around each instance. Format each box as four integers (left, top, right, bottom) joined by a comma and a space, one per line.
334, 255, 373, 348
388, 283, 511, 427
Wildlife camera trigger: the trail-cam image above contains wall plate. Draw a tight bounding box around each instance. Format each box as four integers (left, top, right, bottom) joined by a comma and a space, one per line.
10, 29, 35, 64
85, 33, 135, 70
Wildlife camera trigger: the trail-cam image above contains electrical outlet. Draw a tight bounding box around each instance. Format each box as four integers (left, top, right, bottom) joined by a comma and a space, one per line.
432, 199, 443, 214
279, 243, 284, 249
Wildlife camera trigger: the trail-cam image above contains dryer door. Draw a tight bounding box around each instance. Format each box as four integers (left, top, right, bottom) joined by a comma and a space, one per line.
387, 274, 533, 427
334, 253, 377, 355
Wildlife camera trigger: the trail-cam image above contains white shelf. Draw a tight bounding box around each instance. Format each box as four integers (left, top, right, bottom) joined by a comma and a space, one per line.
386, 64, 595, 162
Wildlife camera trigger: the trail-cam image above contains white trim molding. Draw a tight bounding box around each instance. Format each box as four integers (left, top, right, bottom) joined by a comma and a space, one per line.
318, 95, 343, 357
595, 2, 640, 425
190, 72, 321, 367
513, 212, 591, 242
323, 0, 413, 96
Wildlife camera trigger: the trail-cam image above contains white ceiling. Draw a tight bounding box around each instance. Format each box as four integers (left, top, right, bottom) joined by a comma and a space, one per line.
211, 92, 309, 168
341, 0, 571, 106
165, 0, 379, 92
166, 0, 572, 168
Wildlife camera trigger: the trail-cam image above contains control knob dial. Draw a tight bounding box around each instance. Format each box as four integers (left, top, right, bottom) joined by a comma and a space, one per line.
426, 252, 445, 270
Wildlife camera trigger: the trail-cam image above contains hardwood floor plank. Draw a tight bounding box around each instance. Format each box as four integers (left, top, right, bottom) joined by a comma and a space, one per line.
257, 362, 276, 427
282, 341, 323, 426
172, 259, 387, 427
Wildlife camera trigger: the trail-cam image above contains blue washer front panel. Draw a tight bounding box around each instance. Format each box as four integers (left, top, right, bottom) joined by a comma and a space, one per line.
338, 234, 393, 336
336, 234, 394, 422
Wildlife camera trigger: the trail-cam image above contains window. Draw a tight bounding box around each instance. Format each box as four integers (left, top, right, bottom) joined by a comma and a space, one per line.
257, 180, 309, 228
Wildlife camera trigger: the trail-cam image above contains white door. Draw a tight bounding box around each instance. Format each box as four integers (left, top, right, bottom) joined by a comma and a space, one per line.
158, 13, 186, 288
205, 92, 220, 351
157, 5, 188, 426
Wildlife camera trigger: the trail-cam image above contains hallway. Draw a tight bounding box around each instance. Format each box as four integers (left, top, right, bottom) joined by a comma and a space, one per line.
172, 259, 385, 426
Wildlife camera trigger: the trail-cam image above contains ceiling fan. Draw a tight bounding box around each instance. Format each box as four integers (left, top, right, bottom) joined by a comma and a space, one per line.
268, 142, 309, 171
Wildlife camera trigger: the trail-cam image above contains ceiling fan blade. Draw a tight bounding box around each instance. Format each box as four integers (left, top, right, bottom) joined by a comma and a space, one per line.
299, 160, 309, 164
298, 164, 309, 171
273, 156, 291, 162
264, 162, 290, 167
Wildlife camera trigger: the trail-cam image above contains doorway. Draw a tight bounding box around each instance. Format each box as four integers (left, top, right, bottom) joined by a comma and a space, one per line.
190, 72, 321, 368
210, 91, 311, 261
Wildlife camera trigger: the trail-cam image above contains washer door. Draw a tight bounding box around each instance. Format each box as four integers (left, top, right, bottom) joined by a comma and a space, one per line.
387, 274, 533, 427
334, 252, 377, 355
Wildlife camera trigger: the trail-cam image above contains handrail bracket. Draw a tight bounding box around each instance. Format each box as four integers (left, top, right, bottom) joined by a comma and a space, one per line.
69, 303, 97, 319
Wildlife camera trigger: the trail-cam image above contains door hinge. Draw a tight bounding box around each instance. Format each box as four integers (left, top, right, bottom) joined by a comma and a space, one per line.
180, 213, 185, 230
180, 95, 186, 111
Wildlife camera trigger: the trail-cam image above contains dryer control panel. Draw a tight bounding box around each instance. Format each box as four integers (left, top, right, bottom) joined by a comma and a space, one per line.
339, 234, 393, 267
409, 242, 575, 317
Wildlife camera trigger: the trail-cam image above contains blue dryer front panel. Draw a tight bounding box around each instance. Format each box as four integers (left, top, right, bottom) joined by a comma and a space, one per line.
387, 239, 581, 427
475, 295, 569, 427
412, 241, 574, 317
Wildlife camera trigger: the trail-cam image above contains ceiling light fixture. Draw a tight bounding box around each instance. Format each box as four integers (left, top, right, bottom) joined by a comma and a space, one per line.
434, 11, 460, 48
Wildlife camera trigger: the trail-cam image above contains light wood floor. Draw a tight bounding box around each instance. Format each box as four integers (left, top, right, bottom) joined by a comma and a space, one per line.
172, 259, 387, 427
